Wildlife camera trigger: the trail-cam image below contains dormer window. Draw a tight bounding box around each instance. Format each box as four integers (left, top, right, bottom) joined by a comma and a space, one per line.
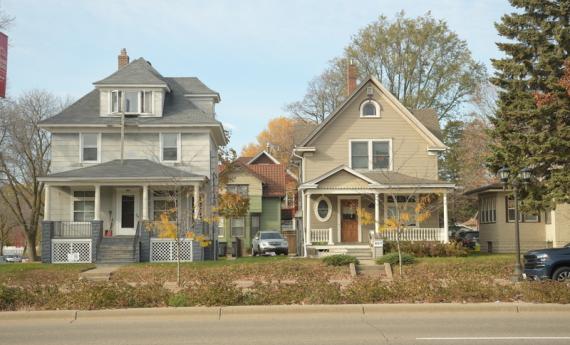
110, 90, 153, 114
360, 100, 381, 118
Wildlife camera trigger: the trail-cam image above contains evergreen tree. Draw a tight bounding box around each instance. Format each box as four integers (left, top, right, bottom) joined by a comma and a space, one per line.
489, 0, 570, 209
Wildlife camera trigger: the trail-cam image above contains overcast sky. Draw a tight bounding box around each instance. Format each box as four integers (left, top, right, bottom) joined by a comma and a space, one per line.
3, 0, 512, 151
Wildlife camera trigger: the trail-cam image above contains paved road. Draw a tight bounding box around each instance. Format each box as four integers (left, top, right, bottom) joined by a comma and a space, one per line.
1, 306, 569, 345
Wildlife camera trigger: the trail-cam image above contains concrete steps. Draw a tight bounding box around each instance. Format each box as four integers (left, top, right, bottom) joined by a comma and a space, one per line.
96, 236, 137, 264
356, 259, 386, 278
343, 247, 373, 261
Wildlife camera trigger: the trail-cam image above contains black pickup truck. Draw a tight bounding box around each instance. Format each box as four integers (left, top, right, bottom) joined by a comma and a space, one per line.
524, 243, 570, 281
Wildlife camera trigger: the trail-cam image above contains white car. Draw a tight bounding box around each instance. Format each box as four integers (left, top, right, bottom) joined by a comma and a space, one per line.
252, 231, 289, 256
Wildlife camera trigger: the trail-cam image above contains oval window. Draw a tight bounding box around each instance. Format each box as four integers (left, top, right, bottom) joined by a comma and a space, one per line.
314, 196, 332, 222
317, 200, 329, 218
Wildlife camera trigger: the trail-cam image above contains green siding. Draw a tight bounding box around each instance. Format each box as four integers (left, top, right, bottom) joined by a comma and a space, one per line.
261, 197, 281, 231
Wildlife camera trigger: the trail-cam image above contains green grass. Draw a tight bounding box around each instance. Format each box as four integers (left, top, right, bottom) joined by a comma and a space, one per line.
0, 263, 95, 285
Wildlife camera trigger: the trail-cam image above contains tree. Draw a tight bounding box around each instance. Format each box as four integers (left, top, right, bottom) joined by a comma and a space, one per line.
286, 12, 487, 123
241, 117, 301, 165
0, 91, 67, 260
488, 0, 570, 210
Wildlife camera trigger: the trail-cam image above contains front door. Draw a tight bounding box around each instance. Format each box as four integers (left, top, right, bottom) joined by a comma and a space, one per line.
341, 199, 359, 242
116, 189, 139, 236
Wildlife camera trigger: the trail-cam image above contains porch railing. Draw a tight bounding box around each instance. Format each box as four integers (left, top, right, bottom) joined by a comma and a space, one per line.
371, 227, 446, 242
53, 221, 92, 238
309, 228, 334, 245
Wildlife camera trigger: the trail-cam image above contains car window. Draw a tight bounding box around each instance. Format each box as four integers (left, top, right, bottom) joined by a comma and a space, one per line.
260, 233, 282, 240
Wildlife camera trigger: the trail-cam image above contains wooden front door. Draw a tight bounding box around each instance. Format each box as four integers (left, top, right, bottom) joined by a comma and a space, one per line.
341, 199, 359, 242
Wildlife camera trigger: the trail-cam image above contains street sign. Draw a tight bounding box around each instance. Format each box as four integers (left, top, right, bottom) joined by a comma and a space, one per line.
0, 32, 7, 98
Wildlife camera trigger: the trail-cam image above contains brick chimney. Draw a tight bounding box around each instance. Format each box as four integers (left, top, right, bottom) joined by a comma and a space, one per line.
347, 59, 357, 96
118, 48, 129, 69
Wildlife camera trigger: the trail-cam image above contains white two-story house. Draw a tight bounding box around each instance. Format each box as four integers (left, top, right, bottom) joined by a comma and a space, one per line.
39, 49, 227, 264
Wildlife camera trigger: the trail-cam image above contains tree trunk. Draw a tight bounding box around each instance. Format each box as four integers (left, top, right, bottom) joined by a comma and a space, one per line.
23, 229, 38, 261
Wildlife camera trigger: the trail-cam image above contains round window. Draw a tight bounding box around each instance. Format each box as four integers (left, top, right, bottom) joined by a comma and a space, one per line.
314, 196, 332, 222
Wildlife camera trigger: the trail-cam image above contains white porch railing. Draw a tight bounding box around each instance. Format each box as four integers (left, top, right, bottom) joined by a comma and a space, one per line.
309, 228, 334, 245
371, 228, 446, 242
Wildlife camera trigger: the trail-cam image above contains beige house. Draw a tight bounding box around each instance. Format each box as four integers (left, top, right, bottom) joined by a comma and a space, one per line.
466, 184, 570, 253
293, 70, 455, 255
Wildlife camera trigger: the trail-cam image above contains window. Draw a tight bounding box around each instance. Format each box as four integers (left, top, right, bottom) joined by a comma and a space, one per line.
350, 140, 391, 170
386, 195, 416, 227
110, 90, 153, 114
360, 100, 381, 117
152, 190, 176, 221
80, 133, 99, 162
506, 196, 540, 223
161, 133, 179, 162
314, 196, 332, 222
480, 197, 496, 224
73, 191, 95, 222
231, 218, 245, 237
251, 214, 260, 238
226, 185, 249, 197
218, 218, 225, 238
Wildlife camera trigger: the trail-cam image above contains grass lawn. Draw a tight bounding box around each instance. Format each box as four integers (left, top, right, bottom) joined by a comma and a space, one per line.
0, 263, 95, 285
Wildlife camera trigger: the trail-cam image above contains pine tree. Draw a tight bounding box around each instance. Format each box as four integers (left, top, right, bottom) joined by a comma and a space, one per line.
489, 0, 570, 209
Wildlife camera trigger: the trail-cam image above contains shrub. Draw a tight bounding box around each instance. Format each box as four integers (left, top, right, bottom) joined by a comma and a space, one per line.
322, 254, 359, 266
168, 293, 189, 307
376, 252, 416, 266
0, 285, 21, 311
383, 241, 468, 257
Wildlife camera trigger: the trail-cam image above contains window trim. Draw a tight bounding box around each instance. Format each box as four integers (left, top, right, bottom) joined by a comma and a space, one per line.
159, 132, 181, 163
505, 196, 541, 223
151, 190, 177, 222
359, 99, 381, 118
230, 217, 245, 237
140, 90, 154, 115
70, 188, 95, 223
226, 184, 249, 197
109, 89, 154, 115
480, 196, 497, 224
314, 196, 332, 222
348, 139, 393, 171
79, 132, 101, 163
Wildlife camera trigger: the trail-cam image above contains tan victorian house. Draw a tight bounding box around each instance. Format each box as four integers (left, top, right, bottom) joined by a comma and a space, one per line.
293, 69, 455, 255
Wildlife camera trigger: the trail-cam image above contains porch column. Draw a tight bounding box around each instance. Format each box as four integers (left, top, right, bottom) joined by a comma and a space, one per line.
443, 192, 449, 243
374, 193, 380, 234
43, 184, 50, 221
94, 184, 101, 221
305, 193, 312, 246
142, 184, 149, 221
193, 183, 200, 220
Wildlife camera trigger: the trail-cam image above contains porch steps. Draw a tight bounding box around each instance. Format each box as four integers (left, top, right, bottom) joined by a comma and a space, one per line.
356, 259, 386, 278
96, 236, 137, 264
343, 247, 373, 261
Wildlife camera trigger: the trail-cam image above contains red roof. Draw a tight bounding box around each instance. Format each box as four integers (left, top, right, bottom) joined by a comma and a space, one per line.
237, 157, 286, 197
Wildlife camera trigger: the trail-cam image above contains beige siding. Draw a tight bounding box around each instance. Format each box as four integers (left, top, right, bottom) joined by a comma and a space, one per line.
318, 171, 370, 189
304, 80, 438, 182
554, 203, 570, 247
223, 169, 263, 213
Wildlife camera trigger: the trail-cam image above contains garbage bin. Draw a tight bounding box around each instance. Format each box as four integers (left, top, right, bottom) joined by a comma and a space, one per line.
232, 237, 242, 258
218, 242, 227, 257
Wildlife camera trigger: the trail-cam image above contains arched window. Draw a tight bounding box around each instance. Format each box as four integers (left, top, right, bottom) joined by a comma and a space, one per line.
360, 100, 381, 117
314, 196, 332, 222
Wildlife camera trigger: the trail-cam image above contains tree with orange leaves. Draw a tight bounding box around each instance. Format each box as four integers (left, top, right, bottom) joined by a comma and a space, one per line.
241, 117, 301, 166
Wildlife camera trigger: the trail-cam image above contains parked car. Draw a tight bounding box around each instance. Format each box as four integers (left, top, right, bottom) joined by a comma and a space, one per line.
448, 225, 473, 240
524, 243, 570, 281
4, 254, 23, 263
252, 231, 288, 256
455, 231, 479, 249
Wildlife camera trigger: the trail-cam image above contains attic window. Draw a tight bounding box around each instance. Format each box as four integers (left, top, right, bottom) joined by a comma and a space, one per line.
110, 90, 153, 114
360, 100, 381, 118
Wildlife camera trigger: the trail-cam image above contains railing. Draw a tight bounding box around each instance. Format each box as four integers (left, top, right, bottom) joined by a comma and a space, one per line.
53, 221, 92, 238
371, 227, 446, 242
281, 219, 294, 231
309, 228, 334, 245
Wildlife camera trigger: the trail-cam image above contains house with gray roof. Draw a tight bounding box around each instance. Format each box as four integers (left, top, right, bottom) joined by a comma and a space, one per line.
39, 49, 227, 264
292, 63, 455, 257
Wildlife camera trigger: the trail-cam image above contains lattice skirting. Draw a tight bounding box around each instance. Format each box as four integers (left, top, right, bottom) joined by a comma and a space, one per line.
52, 239, 92, 264
150, 239, 202, 262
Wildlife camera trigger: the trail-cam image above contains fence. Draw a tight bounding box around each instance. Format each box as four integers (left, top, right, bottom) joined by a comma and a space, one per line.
149, 238, 202, 262
51, 239, 92, 263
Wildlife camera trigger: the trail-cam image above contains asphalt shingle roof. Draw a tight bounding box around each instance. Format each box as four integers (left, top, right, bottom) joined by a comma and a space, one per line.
360, 171, 450, 186
43, 159, 204, 180
93, 58, 168, 86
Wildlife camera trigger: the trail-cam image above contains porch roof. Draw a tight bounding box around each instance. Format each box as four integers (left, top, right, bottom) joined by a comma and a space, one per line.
39, 159, 206, 183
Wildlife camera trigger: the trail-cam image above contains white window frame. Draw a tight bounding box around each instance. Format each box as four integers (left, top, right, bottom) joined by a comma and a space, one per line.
480, 197, 496, 224
314, 196, 332, 222
348, 139, 392, 171
151, 190, 177, 222
109, 90, 154, 115
70, 188, 95, 223
79, 132, 101, 163
359, 100, 381, 118
110, 90, 122, 114
226, 184, 249, 197
230, 217, 245, 237
140, 90, 154, 115
159, 132, 181, 163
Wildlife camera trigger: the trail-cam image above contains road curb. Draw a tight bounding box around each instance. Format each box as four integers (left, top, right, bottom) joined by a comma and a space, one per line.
0, 303, 569, 320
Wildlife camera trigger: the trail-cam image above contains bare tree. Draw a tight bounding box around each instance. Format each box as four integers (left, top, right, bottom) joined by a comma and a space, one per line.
0, 90, 67, 260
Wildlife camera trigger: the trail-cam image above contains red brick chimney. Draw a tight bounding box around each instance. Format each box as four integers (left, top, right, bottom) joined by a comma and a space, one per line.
347, 59, 357, 95
118, 48, 129, 69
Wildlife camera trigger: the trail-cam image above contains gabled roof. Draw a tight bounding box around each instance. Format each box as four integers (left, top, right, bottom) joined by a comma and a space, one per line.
93, 58, 168, 87
223, 156, 287, 197
303, 165, 378, 186
299, 76, 446, 149
248, 151, 280, 165
40, 159, 206, 182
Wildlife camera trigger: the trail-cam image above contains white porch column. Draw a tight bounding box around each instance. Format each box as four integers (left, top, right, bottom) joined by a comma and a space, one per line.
142, 184, 149, 221
374, 193, 380, 234
306, 193, 312, 246
193, 183, 200, 220
443, 193, 449, 243
43, 184, 50, 221
94, 184, 101, 221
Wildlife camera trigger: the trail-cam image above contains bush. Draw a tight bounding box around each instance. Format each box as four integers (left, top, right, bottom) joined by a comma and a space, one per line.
383, 241, 468, 257
168, 293, 189, 307
322, 254, 359, 266
376, 252, 416, 266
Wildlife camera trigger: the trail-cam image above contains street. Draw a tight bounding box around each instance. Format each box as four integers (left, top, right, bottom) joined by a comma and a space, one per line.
0, 305, 569, 345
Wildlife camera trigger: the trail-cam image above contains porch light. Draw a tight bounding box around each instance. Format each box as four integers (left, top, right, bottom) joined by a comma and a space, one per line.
520, 167, 532, 183
498, 166, 510, 184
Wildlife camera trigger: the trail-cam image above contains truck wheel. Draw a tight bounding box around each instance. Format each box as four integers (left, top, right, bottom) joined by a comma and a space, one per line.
552, 266, 570, 281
